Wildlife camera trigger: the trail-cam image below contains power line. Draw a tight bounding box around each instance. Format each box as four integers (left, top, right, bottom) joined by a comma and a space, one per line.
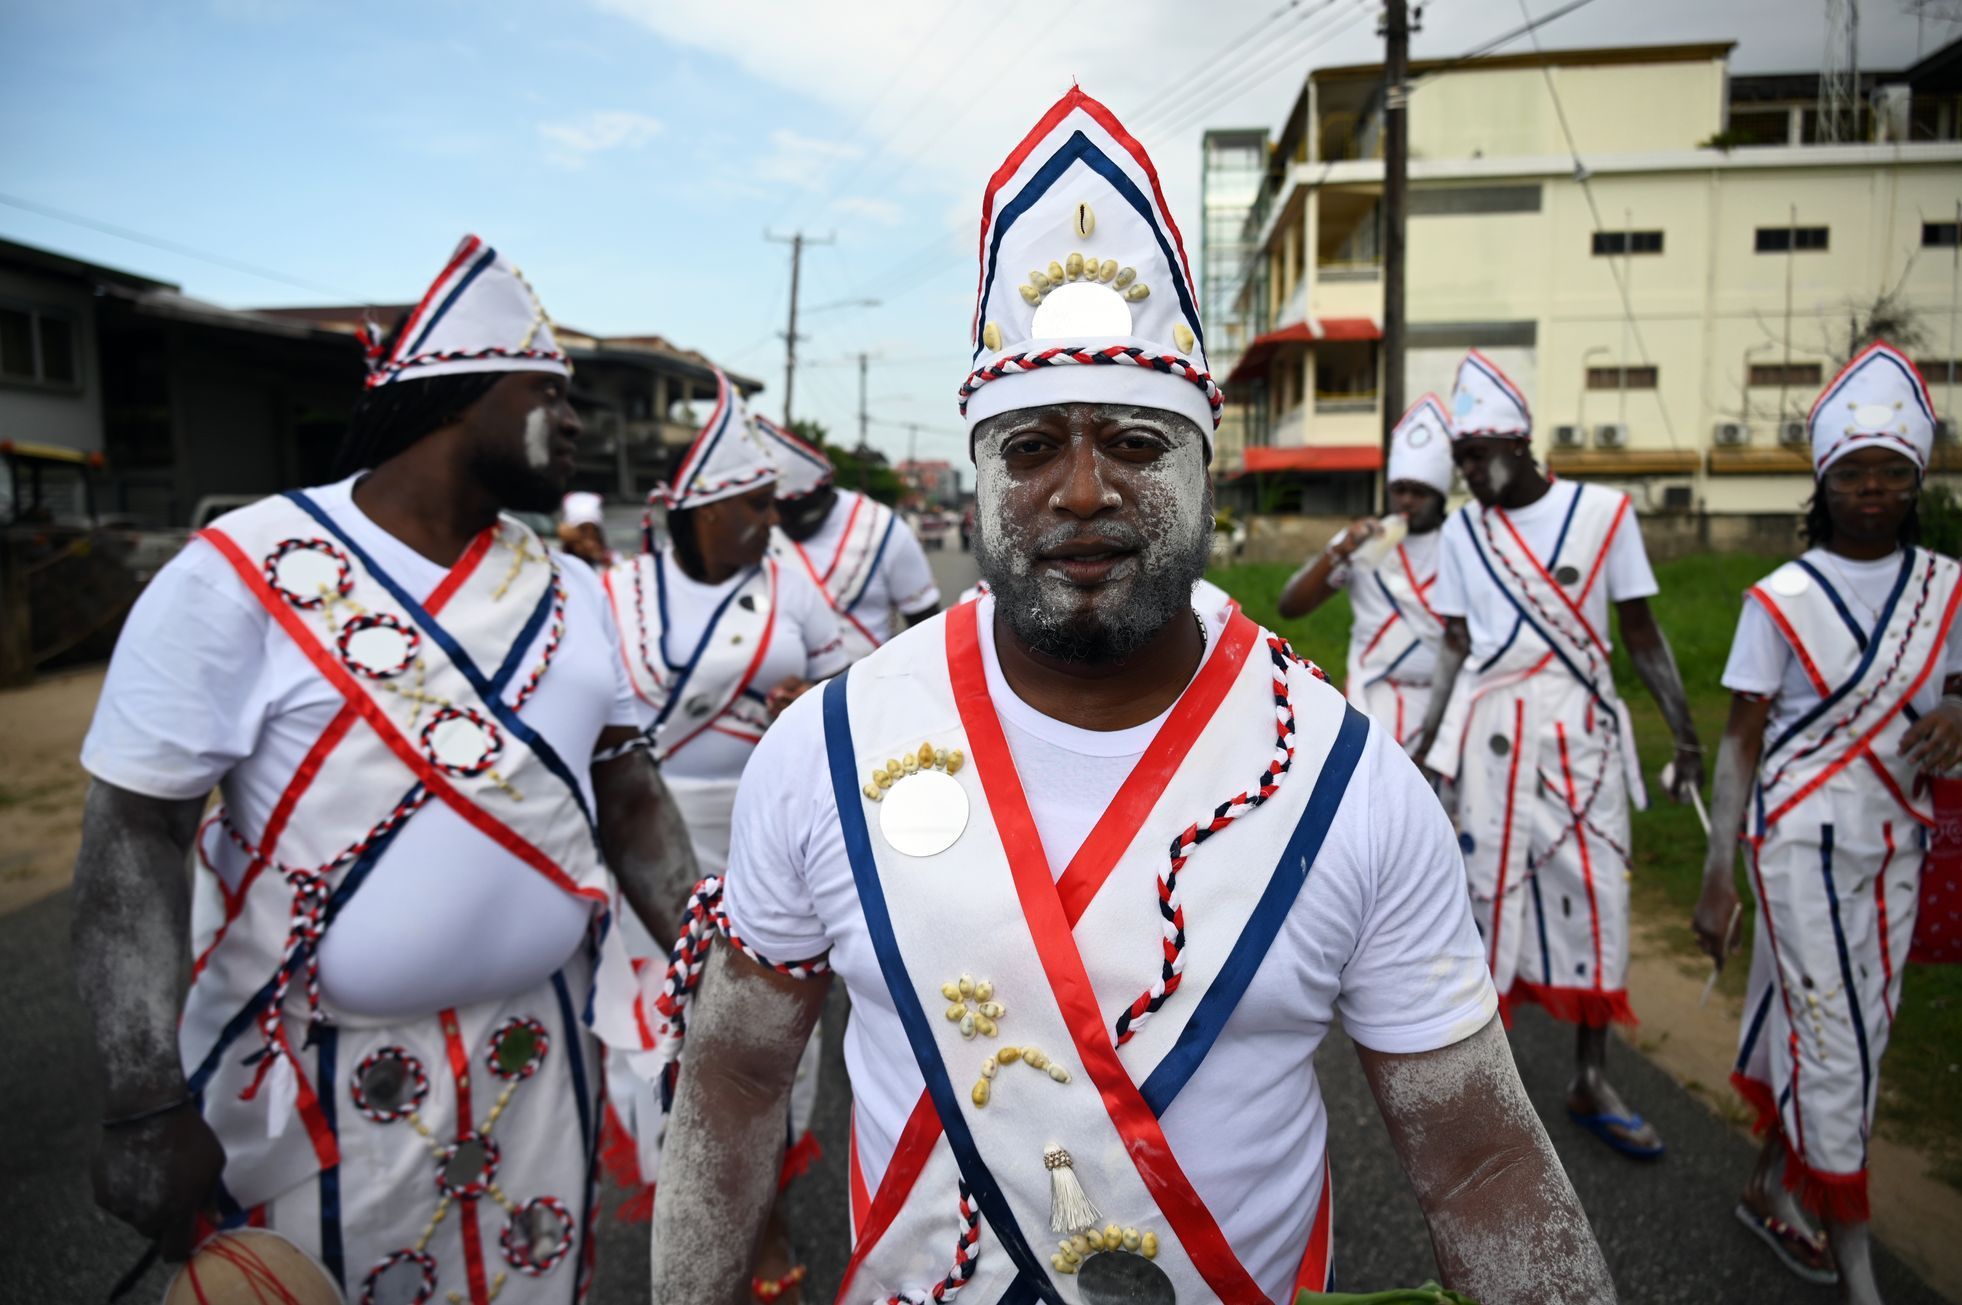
1150, 0, 1377, 139
0, 190, 370, 300
1409, 0, 1603, 89
1121, 0, 1331, 134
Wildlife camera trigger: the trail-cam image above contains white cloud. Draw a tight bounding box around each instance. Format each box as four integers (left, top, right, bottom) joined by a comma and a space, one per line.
755, 128, 864, 186
834, 195, 903, 225
538, 110, 664, 168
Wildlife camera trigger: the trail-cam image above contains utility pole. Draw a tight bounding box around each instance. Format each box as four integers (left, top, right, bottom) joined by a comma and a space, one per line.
765, 229, 835, 429
857, 352, 871, 450
1380, 0, 1414, 491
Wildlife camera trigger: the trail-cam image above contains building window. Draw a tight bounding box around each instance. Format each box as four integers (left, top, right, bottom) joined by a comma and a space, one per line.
1926, 223, 1960, 249
1408, 185, 1542, 216
1755, 226, 1829, 253
1748, 361, 1823, 387
0, 304, 81, 388
1919, 360, 1960, 386
1586, 365, 1658, 390
1591, 230, 1664, 256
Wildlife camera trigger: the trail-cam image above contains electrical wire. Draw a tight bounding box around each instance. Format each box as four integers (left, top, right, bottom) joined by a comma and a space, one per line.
1148, 0, 1378, 139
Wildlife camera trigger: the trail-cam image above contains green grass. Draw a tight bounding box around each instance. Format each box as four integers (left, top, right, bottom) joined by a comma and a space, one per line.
1212, 553, 1962, 1181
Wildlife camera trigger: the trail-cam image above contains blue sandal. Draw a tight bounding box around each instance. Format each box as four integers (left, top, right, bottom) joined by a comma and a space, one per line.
1566, 1107, 1665, 1158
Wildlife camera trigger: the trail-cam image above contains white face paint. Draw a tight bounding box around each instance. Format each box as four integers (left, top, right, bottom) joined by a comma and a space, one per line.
522, 406, 553, 472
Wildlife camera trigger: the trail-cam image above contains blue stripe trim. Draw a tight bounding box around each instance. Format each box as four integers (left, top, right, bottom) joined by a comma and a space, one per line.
650, 550, 764, 731
1818, 825, 1874, 1135
314, 1026, 345, 1292
1370, 570, 1408, 621
492, 577, 559, 694
1463, 515, 1606, 701
1795, 559, 1869, 652
673, 380, 739, 494
1736, 982, 1775, 1074
1363, 638, 1421, 689
1546, 482, 1584, 569
280, 490, 595, 834
404, 246, 498, 359
1816, 350, 1936, 426
976, 131, 1204, 364
1766, 549, 1916, 759
552, 969, 594, 1152
1139, 706, 1369, 1112
1478, 616, 1524, 673
821, 673, 1062, 1302
1529, 874, 1553, 985
1464, 354, 1531, 425
843, 515, 899, 613
188, 783, 423, 1093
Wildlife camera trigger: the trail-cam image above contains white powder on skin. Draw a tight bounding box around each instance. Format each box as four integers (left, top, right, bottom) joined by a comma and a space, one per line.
522, 406, 552, 472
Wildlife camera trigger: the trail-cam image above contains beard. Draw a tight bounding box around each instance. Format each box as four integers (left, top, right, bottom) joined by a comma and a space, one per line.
974, 493, 1213, 664
472, 444, 567, 514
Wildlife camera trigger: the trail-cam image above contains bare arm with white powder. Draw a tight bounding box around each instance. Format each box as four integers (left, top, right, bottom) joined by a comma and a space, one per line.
649, 942, 829, 1303
1359, 1016, 1617, 1303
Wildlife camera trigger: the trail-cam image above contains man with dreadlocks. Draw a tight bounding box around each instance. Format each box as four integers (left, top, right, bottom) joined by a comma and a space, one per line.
1415, 350, 1704, 1162
71, 235, 695, 1303
648, 90, 1614, 1303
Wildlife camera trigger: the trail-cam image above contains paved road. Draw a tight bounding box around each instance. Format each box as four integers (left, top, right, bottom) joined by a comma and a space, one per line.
7, 545, 1947, 1302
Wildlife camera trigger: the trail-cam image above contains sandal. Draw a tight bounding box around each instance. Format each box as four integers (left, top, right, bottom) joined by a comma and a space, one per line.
1733, 1201, 1837, 1285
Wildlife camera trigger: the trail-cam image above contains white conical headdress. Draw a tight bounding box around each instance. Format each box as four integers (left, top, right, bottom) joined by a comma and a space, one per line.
1386, 394, 1455, 496
1809, 341, 1937, 475
1449, 350, 1531, 439
652, 370, 778, 510
960, 88, 1219, 454
361, 234, 568, 389
752, 415, 834, 501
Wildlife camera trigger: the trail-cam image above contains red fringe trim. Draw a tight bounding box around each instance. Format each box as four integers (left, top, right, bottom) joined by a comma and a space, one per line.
1508, 980, 1638, 1027
1729, 1071, 1780, 1137
778, 1129, 822, 1192
1783, 1153, 1871, 1224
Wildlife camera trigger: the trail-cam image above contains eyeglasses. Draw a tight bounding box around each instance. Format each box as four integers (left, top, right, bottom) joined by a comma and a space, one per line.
1824, 462, 1919, 491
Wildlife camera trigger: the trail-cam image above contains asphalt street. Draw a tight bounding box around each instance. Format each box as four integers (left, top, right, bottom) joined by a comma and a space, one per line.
5, 546, 1948, 1302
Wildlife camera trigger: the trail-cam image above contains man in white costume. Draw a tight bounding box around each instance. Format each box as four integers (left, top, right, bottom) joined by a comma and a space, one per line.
650, 89, 1614, 1304
72, 235, 696, 1303
1695, 343, 1962, 1303
1278, 394, 1454, 750
756, 415, 941, 661
558, 490, 615, 568
1416, 350, 1704, 1161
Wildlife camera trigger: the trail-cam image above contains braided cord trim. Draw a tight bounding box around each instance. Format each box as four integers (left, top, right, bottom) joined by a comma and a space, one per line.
887, 1183, 981, 1304
367, 345, 568, 389
957, 346, 1223, 428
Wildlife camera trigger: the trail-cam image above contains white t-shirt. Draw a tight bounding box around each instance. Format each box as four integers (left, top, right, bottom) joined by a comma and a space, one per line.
81, 476, 640, 1018
1722, 548, 1962, 742
633, 545, 849, 783
1332, 526, 1443, 682
1431, 481, 1658, 663
783, 490, 941, 645
720, 604, 1497, 1288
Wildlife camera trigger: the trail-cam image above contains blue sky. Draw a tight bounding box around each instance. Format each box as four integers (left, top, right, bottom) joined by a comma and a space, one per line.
1, 0, 1948, 467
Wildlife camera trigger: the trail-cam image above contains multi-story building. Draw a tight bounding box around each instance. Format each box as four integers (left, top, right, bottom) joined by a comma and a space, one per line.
1199, 127, 1270, 477
1222, 37, 1962, 515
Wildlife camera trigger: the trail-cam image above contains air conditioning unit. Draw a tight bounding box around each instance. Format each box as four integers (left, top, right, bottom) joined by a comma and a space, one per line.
1778, 419, 1809, 447
1594, 422, 1630, 450
1552, 424, 1587, 450
1713, 421, 1749, 447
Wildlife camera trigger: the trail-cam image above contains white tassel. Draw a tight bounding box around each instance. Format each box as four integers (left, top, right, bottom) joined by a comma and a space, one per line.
1045, 1144, 1101, 1233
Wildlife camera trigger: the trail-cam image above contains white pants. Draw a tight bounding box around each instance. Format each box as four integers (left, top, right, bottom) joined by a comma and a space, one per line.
1457, 679, 1635, 1025
256, 962, 600, 1304
1734, 792, 1923, 1218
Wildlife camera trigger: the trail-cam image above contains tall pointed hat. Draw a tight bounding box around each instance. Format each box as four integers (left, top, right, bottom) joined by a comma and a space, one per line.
752, 415, 835, 500
959, 88, 1220, 453
1808, 341, 1937, 474
652, 369, 778, 509
360, 234, 569, 389
1387, 394, 1455, 496
1449, 350, 1532, 439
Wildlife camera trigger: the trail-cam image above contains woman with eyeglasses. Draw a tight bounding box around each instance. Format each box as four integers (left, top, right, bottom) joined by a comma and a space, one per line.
1694, 343, 1958, 1304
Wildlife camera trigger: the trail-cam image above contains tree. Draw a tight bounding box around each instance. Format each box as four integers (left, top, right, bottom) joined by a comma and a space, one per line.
791, 419, 904, 505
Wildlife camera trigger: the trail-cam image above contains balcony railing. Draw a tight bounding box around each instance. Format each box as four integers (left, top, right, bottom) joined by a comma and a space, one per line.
1315, 390, 1378, 414
1315, 261, 1381, 282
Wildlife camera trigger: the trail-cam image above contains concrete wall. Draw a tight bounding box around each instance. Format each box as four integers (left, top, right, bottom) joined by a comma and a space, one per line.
1239, 511, 1804, 566
0, 266, 101, 454
1409, 57, 1727, 160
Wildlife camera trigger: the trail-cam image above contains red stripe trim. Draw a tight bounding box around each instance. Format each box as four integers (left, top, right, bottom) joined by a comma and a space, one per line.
423, 525, 498, 616
945, 602, 1261, 1299
1744, 841, 1807, 1155
1555, 723, 1607, 994
790, 526, 883, 652
1748, 588, 1831, 694
657, 561, 782, 761
389, 236, 482, 371
671, 372, 732, 493
276, 1021, 338, 1169
1288, 1159, 1334, 1295
190, 704, 359, 983
601, 568, 659, 708
442, 1010, 491, 1305
199, 526, 602, 904
1487, 698, 1529, 976
817, 495, 864, 585
1578, 495, 1629, 604
1357, 609, 1402, 663
1763, 573, 1962, 829
1863, 750, 1931, 827
1398, 543, 1441, 623
1494, 502, 1609, 656
1876, 823, 1898, 1023
846, 1111, 870, 1234
834, 1092, 942, 1301
1053, 610, 1258, 921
